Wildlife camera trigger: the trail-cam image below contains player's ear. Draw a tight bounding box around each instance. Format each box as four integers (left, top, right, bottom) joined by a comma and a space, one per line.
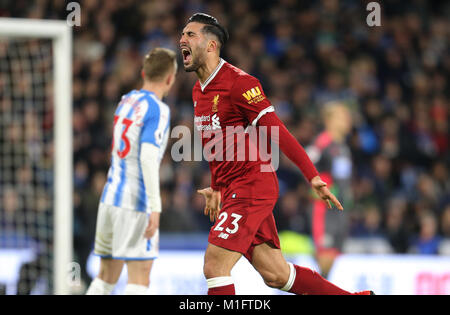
166, 71, 175, 86
141, 69, 146, 80
207, 40, 218, 53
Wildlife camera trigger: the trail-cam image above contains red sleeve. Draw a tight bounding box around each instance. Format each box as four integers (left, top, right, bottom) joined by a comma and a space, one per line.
230, 75, 275, 126
258, 112, 319, 182
210, 174, 220, 191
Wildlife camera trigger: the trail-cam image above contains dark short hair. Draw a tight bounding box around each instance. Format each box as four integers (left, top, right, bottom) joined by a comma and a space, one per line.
143, 47, 177, 82
187, 13, 229, 49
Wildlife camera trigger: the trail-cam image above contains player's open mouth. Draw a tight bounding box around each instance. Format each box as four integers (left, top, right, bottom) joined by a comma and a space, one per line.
181, 48, 192, 65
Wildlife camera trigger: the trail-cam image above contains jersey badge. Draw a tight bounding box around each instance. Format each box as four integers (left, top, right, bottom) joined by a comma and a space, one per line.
212, 94, 220, 113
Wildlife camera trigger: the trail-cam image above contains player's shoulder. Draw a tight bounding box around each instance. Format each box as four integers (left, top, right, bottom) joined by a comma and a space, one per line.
120, 89, 150, 104
116, 89, 140, 114
119, 89, 139, 102
138, 90, 170, 119
223, 61, 259, 85
192, 80, 201, 93
138, 90, 166, 107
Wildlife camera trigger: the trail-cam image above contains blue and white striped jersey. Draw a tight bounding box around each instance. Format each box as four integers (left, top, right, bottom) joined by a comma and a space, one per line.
100, 89, 170, 213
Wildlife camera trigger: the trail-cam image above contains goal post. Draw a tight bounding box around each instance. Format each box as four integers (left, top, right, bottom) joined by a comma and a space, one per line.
0, 18, 73, 295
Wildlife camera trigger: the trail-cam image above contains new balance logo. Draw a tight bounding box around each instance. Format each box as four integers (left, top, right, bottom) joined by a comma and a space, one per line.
212, 114, 221, 130
218, 232, 229, 239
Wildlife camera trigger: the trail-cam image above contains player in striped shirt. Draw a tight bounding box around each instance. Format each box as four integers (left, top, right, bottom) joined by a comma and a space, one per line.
86, 48, 177, 295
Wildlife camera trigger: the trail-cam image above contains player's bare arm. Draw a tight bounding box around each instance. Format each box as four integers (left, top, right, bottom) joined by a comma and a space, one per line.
197, 187, 221, 222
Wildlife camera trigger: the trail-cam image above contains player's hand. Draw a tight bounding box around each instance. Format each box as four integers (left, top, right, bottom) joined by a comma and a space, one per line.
311, 176, 344, 211
197, 187, 221, 222
144, 212, 160, 239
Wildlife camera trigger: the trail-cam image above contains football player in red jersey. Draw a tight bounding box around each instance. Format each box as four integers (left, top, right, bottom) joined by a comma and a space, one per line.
180, 13, 373, 295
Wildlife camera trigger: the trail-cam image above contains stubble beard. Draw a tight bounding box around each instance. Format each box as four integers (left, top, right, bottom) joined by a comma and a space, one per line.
183, 51, 205, 73
184, 61, 200, 73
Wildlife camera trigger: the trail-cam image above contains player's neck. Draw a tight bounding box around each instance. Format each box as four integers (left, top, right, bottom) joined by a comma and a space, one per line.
197, 56, 221, 85
141, 82, 165, 100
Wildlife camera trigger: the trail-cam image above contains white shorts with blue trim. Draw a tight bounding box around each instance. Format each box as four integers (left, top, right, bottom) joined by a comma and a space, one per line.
94, 203, 159, 260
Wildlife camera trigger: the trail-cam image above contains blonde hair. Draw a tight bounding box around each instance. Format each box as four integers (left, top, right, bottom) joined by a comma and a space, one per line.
321, 101, 349, 122
143, 47, 177, 82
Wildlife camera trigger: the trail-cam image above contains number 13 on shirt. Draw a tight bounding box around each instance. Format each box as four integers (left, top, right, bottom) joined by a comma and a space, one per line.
112, 115, 133, 159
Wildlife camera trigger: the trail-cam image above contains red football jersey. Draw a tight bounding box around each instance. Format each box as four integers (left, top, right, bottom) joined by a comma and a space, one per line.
193, 59, 279, 201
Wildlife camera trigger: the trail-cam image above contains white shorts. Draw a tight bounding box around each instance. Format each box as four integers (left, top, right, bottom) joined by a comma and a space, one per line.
94, 203, 159, 260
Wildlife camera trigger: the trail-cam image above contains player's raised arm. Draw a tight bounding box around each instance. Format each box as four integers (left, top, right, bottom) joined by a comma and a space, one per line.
230, 76, 343, 211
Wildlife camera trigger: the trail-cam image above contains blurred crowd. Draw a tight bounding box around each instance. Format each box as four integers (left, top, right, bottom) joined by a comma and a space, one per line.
1, 0, 449, 281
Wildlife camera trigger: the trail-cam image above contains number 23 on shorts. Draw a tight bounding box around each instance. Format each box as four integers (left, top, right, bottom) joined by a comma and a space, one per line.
213, 212, 243, 239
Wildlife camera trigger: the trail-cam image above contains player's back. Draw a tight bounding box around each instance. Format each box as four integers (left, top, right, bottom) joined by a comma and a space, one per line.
100, 89, 170, 213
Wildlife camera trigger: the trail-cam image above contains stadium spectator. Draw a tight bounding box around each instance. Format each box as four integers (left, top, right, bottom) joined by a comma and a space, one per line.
410, 211, 442, 255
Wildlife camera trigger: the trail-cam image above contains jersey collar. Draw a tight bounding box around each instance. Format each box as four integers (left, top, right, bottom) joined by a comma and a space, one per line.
199, 58, 225, 92
140, 89, 155, 95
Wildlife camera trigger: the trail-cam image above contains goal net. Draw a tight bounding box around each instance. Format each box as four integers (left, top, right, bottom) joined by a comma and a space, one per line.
0, 18, 72, 295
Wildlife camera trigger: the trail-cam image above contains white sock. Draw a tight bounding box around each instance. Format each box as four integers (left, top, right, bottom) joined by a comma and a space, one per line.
85, 278, 115, 295
124, 284, 148, 295
206, 276, 234, 289
281, 263, 296, 292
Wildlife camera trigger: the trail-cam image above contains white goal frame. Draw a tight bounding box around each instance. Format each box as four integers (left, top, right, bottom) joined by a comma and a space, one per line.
0, 18, 73, 295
